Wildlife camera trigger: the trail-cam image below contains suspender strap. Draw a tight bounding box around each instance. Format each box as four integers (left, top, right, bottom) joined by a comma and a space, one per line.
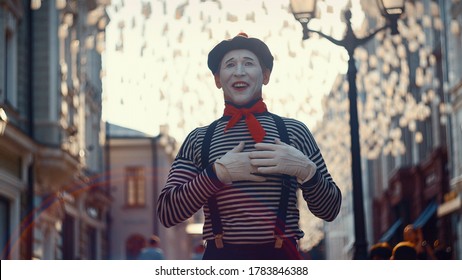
201, 119, 219, 170
270, 113, 292, 248
201, 119, 224, 248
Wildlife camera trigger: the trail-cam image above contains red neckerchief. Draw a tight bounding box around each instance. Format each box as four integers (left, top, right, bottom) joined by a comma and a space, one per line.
223, 99, 267, 143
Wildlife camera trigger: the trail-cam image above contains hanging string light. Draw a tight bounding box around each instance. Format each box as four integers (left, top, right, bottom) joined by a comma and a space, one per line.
316, 1, 448, 160
31, 0, 41, 10
56, 0, 66, 10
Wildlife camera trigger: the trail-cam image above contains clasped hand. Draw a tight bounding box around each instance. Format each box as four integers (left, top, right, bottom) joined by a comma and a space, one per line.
214, 140, 317, 184
214, 142, 266, 184
249, 139, 317, 182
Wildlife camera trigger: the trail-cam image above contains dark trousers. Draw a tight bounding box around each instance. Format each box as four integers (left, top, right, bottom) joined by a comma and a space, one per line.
202, 239, 302, 260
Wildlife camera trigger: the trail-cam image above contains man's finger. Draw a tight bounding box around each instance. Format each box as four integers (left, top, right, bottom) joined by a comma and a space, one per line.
247, 174, 267, 182
274, 138, 285, 145
256, 166, 281, 175
250, 165, 259, 174
250, 158, 276, 167
249, 150, 275, 159
231, 141, 245, 153
254, 142, 279, 151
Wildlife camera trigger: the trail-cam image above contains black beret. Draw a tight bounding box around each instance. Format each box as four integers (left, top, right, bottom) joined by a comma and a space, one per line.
207, 32, 274, 74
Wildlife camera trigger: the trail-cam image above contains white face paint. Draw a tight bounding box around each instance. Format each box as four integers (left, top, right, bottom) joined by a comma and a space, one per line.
214, 49, 271, 106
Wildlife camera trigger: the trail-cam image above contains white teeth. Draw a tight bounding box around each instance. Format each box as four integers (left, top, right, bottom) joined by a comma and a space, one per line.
233, 83, 247, 88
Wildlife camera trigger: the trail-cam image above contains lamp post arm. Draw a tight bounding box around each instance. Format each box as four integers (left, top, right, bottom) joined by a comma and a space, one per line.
306, 28, 344, 47
355, 24, 390, 49
307, 23, 389, 55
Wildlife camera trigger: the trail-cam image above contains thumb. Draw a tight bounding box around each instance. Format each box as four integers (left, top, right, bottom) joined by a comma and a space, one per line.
230, 141, 245, 153
274, 138, 287, 146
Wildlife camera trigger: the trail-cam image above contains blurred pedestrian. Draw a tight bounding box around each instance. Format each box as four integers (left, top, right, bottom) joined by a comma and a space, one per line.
433, 240, 453, 260
391, 241, 417, 260
403, 224, 434, 259
137, 235, 165, 260
191, 243, 205, 260
369, 242, 392, 260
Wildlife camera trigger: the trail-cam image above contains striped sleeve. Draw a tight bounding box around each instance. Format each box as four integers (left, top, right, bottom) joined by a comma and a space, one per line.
157, 127, 225, 228
286, 118, 342, 222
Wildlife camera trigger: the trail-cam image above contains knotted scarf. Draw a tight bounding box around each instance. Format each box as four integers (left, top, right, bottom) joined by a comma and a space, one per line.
223, 99, 267, 143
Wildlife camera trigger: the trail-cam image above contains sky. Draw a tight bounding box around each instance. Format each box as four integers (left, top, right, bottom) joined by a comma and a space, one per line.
101, 0, 365, 143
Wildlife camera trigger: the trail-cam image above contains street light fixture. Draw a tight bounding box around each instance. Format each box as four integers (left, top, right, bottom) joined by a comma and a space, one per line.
290, 0, 404, 260
0, 108, 8, 135
290, 0, 317, 40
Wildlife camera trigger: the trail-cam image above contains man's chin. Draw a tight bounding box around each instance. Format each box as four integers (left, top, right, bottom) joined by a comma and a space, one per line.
225, 94, 261, 106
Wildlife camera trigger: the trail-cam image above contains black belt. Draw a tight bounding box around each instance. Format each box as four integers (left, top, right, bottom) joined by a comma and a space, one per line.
205, 238, 298, 250
203, 238, 301, 260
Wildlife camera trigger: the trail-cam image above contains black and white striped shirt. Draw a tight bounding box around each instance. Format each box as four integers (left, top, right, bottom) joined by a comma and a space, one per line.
157, 112, 342, 244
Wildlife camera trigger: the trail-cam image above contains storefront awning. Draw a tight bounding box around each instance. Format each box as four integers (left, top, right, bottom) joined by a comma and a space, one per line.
413, 201, 437, 228
378, 218, 402, 242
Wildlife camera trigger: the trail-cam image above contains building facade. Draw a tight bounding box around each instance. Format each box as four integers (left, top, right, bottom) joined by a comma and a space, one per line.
319, 0, 462, 259
0, 0, 110, 259
106, 123, 195, 260
368, 0, 462, 260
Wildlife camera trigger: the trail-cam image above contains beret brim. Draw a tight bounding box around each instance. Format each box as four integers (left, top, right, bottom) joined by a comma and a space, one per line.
207, 33, 273, 74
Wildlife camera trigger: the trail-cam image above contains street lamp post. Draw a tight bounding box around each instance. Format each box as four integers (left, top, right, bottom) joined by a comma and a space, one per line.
290, 0, 405, 260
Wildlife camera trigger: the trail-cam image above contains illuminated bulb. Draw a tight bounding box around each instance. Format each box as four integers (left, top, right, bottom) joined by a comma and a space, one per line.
58, 24, 68, 39
425, 55, 434, 68
382, 63, 390, 74
409, 40, 419, 53
439, 103, 447, 113
415, 67, 424, 87
61, 81, 68, 96
31, 0, 41, 10
417, 31, 426, 45
451, 20, 460, 35
85, 36, 95, 49
56, 0, 66, 9
64, 13, 73, 26
98, 18, 108, 30
392, 35, 402, 45
409, 120, 416, 132
71, 40, 80, 54
427, 89, 435, 101
415, 132, 423, 143
399, 117, 407, 127
397, 44, 406, 58
440, 115, 447, 125
422, 16, 431, 28
414, 2, 423, 15
96, 32, 105, 53
419, 49, 427, 67
434, 18, 443, 31
430, 2, 440, 16
369, 55, 378, 68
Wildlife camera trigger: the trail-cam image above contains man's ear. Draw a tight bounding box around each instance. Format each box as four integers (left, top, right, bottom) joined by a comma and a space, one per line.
214, 74, 222, 89
263, 69, 271, 85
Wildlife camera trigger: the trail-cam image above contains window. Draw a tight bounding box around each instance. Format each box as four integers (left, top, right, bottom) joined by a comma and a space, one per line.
125, 167, 146, 207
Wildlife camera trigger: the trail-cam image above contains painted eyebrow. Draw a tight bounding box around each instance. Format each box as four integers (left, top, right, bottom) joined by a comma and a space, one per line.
223, 56, 256, 64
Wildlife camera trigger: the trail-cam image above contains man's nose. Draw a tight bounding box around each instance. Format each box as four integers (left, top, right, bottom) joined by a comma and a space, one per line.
234, 64, 246, 76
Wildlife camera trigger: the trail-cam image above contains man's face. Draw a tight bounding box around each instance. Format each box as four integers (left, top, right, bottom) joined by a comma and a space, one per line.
214, 49, 271, 106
